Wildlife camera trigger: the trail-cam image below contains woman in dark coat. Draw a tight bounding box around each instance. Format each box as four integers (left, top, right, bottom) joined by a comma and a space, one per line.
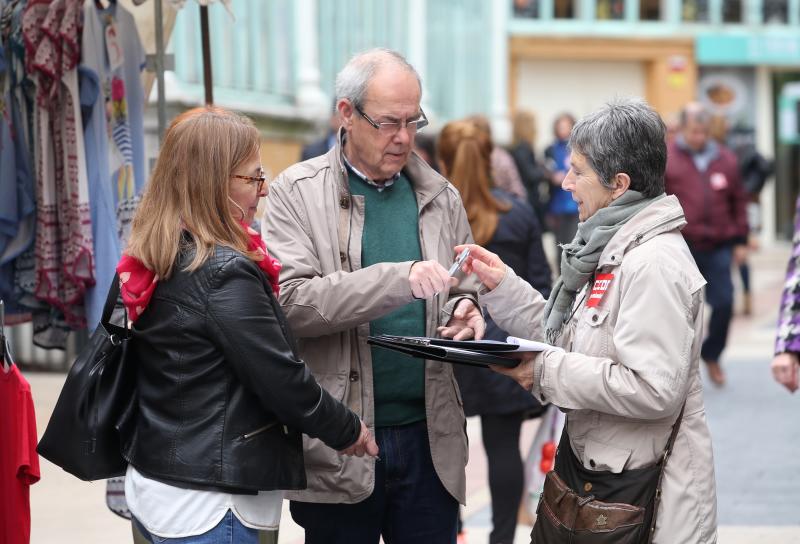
438, 120, 551, 544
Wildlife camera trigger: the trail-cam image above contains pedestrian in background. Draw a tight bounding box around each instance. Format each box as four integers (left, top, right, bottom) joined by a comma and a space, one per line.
300, 102, 341, 161
413, 131, 440, 173
509, 109, 552, 231
772, 195, 800, 393
709, 114, 773, 317
438, 119, 551, 544
469, 114, 528, 201
264, 48, 484, 544
456, 98, 718, 544
665, 103, 749, 387
544, 113, 579, 273
119, 106, 377, 544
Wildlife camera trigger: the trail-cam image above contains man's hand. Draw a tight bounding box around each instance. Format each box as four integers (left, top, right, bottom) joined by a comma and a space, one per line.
733, 244, 748, 266
339, 420, 379, 457
453, 244, 507, 292
490, 352, 537, 391
409, 260, 456, 299
771, 352, 799, 393
437, 298, 485, 341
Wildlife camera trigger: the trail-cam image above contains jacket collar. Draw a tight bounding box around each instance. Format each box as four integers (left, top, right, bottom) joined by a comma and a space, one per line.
330, 127, 449, 209
597, 194, 687, 268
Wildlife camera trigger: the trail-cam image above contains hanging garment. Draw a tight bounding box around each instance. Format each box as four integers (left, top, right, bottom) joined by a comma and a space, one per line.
81, 0, 146, 330
0, 44, 36, 316
23, 0, 95, 332
0, 0, 38, 321
0, 362, 41, 544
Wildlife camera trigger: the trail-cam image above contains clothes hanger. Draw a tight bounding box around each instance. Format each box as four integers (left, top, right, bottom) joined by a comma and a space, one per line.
94, 0, 117, 10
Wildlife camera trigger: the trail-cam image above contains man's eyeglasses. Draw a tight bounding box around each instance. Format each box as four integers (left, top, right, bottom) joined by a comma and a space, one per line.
355, 105, 428, 135
233, 170, 267, 193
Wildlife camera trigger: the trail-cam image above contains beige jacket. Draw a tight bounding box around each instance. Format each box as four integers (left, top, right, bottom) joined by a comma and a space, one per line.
480, 196, 718, 543
263, 135, 475, 505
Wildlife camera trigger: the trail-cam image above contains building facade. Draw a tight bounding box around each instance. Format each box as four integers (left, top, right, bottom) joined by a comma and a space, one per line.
166, 0, 800, 239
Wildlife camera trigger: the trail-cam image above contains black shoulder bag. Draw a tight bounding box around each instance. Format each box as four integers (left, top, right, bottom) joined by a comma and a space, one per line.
532, 405, 685, 544
37, 275, 137, 480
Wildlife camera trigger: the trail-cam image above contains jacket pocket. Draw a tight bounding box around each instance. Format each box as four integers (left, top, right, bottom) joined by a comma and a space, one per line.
316, 372, 349, 401
450, 373, 464, 407
582, 307, 610, 328
302, 372, 348, 471
575, 307, 611, 355
239, 422, 278, 441
582, 437, 632, 474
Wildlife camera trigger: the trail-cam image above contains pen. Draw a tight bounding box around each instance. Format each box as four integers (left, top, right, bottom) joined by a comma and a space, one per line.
448, 248, 470, 277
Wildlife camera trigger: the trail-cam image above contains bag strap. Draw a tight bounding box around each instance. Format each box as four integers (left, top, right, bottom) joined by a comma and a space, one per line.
101, 274, 129, 337
647, 402, 686, 543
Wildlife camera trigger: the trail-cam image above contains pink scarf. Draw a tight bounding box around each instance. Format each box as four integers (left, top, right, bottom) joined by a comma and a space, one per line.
117, 224, 282, 322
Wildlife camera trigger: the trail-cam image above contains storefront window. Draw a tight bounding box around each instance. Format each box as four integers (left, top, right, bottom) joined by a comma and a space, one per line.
722, 0, 742, 22
597, 0, 625, 19
763, 0, 788, 23
639, 0, 662, 20
554, 0, 576, 18
682, 0, 709, 21
513, 0, 540, 18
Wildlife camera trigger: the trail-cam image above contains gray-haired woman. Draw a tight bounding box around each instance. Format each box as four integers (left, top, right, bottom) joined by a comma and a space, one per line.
455, 98, 717, 543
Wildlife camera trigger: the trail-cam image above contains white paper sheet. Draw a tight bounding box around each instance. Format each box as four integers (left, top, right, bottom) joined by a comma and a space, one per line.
506, 336, 564, 352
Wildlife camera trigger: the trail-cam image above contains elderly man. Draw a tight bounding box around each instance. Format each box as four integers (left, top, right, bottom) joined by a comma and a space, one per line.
665, 103, 748, 387
264, 49, 483, 543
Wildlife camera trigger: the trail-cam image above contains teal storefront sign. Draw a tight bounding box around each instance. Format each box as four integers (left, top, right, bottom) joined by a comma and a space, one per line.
697, 34, 800, 66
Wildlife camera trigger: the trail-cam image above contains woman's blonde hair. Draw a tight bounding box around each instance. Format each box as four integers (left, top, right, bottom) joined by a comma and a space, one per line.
125, 106, 262, 278
438, 120, 511, 246
512, 109, 537, 146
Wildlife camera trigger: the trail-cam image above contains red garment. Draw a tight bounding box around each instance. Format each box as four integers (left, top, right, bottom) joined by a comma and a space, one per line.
0, 364, 41, 544
117, 223, 282, 322
664, 140, 749, 250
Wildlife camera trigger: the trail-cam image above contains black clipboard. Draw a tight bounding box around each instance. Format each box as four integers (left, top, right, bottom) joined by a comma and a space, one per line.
367, 335, 521, 368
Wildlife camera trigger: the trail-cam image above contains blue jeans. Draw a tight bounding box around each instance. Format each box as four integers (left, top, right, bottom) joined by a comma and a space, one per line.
132, 510, 260, 544
290, 420, 459, 544
690, 245, 734, 362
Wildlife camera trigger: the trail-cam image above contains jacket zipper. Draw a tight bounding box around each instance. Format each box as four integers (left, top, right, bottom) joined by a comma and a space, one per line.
241, 422, 277, 440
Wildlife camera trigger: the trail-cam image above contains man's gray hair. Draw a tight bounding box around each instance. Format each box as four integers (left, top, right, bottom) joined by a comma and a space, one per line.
335, 48, 422, 108
569, 98, 667, 198
679, 102, 711, 127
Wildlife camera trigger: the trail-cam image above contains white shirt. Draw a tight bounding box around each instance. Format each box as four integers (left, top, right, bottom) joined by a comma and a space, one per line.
125, 465, 283, 538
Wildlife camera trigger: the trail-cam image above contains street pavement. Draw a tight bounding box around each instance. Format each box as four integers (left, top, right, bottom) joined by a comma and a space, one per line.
22, 242, 800, 543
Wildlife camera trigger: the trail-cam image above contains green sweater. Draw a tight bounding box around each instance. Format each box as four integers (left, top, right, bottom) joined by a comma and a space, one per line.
348, 170, 426, 427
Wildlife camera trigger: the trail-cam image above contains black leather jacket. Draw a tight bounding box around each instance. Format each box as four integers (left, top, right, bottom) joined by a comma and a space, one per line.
124, 244, 360, 493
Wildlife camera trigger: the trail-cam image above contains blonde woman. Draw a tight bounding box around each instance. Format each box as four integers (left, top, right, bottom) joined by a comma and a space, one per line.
509, 109, 552, 228
117, 106, 377, 544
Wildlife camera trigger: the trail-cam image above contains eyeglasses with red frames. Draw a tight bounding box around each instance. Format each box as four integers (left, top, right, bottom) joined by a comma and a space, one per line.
233, 169, 267, 193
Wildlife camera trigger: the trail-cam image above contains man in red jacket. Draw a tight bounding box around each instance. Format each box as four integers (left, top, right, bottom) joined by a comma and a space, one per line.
665, 103, 749, 386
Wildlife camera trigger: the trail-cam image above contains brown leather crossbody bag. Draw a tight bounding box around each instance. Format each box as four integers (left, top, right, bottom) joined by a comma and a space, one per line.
531, 405, 684, 544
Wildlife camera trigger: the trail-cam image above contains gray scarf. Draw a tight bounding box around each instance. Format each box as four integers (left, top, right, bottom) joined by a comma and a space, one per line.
543, 190, 664, 344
